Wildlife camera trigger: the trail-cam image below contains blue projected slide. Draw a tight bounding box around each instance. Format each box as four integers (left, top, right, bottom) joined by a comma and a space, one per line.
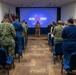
20, 8, 57, 27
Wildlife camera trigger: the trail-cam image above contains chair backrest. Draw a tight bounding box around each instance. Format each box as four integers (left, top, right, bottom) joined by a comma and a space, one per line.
70, 52, 76, 71
55, 42, 63, 55
0, 48, 7, 66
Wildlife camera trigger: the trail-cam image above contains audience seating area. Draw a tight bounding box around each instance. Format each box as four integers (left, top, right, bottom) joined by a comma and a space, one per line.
61, 52, 76, 75
48, 33, 76, 75
53, 42, 63, 64
0, 48, 15, 75
0, 37, 28, 75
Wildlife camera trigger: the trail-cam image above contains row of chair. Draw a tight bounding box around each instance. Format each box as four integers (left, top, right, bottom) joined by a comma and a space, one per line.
48, 34, 76, 75
0, 38, 28, 75
15, 37, 28, 62
0, 48, 15, 75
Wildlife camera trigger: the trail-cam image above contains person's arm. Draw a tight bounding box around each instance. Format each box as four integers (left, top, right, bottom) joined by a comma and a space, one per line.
53, 27, 56, 36
50, 27, 53, 33
23, 24, 27, 34
10, 24, 16, 38
62, 27, 67, 39
20, 23, 24, 32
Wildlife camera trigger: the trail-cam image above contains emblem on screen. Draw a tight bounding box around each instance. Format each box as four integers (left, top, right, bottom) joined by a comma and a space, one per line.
29, 14, 47, 25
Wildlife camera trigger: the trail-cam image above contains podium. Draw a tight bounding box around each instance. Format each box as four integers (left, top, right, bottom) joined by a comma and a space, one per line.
35, 23, 40, 37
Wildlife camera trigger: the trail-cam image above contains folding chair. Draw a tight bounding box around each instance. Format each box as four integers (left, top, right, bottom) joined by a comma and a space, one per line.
61, 52, 76, 75
0, 48, 15, 75
53, 42, 63, 64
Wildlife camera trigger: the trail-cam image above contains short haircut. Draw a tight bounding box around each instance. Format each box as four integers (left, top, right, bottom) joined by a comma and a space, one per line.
68, 18, 74, 24
15, 16, 19, 19
22, 20, 25, 23
58, 20, 62, 24
4, 13, 9, 19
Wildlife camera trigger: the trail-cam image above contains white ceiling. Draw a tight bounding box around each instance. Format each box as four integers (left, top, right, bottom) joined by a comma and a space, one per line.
1, 0, 76, 7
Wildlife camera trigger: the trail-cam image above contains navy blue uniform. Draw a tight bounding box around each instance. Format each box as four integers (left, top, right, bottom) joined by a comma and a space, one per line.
12, 21, 24, 52
62, 25, 76, 64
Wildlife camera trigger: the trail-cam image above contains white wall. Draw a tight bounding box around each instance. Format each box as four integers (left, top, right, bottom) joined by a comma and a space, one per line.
0, 1, 16, 23
0, 2, 2, 23
61, 2, 76, 21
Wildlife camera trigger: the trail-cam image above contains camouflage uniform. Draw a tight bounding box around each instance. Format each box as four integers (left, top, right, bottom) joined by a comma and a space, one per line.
0, 22, 16, 56
22, 23, 27, 42
25, 24, 28, 32
53, 25, 63, 44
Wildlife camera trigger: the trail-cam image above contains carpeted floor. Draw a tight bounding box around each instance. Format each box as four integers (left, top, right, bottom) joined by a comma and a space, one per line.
0, 36, 62, 75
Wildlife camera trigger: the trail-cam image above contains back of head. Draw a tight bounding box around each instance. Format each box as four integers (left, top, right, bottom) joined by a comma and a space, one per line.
64, 21, 68, 25
3, 13, 11, 23
22, 20, 25, 23
67, 18, 74, 24
58, 20, 62, 25
15, 16, 19, 20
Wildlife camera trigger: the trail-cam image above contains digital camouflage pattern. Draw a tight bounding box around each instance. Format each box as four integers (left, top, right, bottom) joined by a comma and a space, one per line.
22, 23, 27, 42
53, 25, 63, 44
0, 22, 16, 56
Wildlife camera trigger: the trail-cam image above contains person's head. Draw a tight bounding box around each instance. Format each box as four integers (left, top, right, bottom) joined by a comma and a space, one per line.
67, 18, 74, 25
3, 14, 11, 22
52, 21, 55, 25
15, 16, 19, 21
53, 23, 57, 27
58, 20, 62, 25
52, 22, 56, 25
74, 19, 76, 24
22, 20, 25, 23
64, 21, 68, 26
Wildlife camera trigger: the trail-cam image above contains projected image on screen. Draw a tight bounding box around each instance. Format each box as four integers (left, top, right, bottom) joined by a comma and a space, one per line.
20, 8, 57, 27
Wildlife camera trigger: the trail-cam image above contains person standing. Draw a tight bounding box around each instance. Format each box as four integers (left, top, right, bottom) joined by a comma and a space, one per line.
0, 15, 16, 56
35, 21, 40, 37
53, 20, 63, 44
22, 20, 27, 47
62, 18, 76, 65
12, 16, 24, 53
47, 23, 53, 38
